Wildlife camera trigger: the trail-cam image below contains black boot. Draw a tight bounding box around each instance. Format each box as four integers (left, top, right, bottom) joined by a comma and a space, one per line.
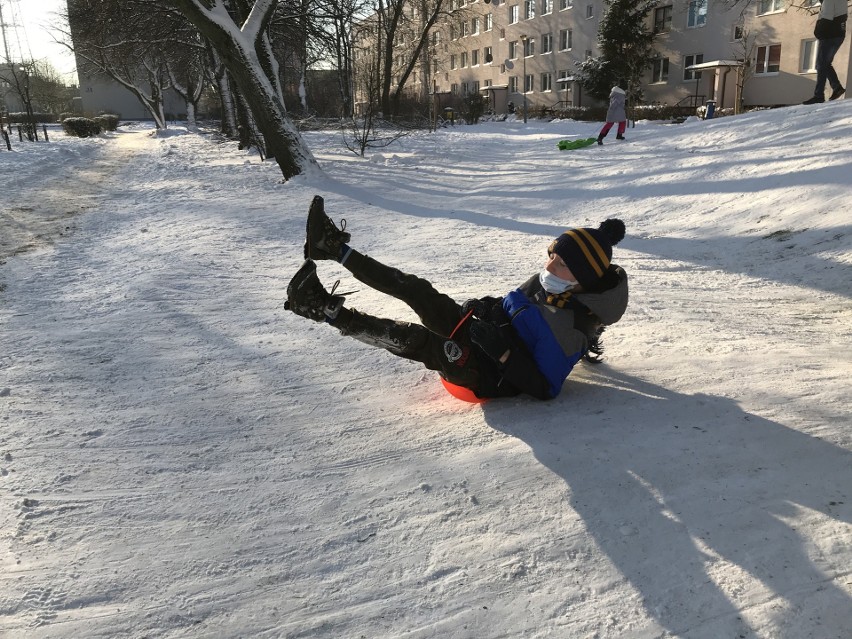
304, 195, 351, 261
616, 134, 626, 140
597, 136, 603, 145
285, 259, 345, 322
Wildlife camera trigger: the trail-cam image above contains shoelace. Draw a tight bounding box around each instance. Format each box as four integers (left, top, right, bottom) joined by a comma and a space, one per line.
330, 280, 358, 297
327, 217, 347, 235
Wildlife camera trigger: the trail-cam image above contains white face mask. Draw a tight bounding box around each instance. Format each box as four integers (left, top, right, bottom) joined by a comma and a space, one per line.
539, 270, 578, 294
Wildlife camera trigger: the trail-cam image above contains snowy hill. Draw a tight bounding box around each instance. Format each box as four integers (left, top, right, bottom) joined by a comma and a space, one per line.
1, 103, 850, 638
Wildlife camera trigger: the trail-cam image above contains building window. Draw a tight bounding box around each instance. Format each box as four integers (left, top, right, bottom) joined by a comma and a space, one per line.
451, 83, 459, 94
510, 5, 519, 23
450, 25, 457, 40
485, 13, 493, 30
755, 44, 781, 74
558, 69, 572, 90
585, 49, 593, 59
472, 49, 480, 65
687, 0, 706, 27
461, 51, 468, 67
542, 33, 553, 53
586, 4, 594, 18
450, 54, 457, 69
543, 0, 553, 14
654, 6, 672, 34
485, 79, 493, 87
732, 24, 744, 41
500, 28, 506, 39
559, 0, 573, 8
541, 72, 553, 91
800, 39, 817, 72
524, 74, 534, 92
651, 57, 669, 83
510, 75, 519, 92
472, 17, 480, 34
524, 0, 536, 19
758, 0, 785, 14
484, 46, 493, 62
509, 40, 519, 58
559, 28, 573, 50
523, 37, 535, 56
462, 21, 469, 36
683, 53, 704, 80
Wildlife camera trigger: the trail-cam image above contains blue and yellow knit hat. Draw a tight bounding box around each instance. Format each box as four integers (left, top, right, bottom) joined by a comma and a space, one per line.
547, 219, 625, 288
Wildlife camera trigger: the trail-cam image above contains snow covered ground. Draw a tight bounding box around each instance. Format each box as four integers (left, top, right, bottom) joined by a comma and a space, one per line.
0, 105, 850, 638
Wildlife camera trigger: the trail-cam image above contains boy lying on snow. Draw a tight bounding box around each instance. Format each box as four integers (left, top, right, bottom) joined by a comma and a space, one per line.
285, 196, 628, 401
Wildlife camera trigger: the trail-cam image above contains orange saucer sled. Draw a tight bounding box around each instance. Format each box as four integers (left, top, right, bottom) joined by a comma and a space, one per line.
440, 377, 487, 404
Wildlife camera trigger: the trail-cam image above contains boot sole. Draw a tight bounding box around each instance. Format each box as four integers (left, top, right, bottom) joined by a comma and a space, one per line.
304, 195, 351, 260
304, 196, 325, 259
287, 259, 318, 300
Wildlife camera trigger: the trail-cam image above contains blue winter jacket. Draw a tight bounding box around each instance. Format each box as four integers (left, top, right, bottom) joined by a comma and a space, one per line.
503, 289, 585, 398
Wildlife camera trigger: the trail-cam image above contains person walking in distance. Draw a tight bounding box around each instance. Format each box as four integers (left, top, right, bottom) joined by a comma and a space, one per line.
597, 85, 628, 145
803, 0, 847, 104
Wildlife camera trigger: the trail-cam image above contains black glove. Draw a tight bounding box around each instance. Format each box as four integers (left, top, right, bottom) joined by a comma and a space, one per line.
462, 298, 490, 319
469, 320, 511, 365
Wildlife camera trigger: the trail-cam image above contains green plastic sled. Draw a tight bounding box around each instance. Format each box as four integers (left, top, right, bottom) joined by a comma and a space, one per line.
557, 138, 598, 151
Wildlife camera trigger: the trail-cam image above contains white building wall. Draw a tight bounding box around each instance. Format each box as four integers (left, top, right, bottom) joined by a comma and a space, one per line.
76, 68, 185, 120
441, 0, 605, 111
431, 0, 849, 113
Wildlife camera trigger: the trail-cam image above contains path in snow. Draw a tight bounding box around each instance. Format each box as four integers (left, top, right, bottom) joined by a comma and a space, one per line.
0, 130, 143, 261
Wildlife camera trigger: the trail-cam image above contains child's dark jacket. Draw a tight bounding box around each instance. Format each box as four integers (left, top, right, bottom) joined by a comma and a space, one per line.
472, 265, 628, 399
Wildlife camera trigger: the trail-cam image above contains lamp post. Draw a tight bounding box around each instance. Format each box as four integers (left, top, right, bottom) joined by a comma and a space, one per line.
520, 34, 528, 123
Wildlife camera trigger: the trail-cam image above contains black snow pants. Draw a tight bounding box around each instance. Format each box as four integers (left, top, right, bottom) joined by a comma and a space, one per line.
333, 250, 485, 392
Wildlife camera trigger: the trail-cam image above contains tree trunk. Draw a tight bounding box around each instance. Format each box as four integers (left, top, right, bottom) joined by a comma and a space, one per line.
169, 0, 318, 180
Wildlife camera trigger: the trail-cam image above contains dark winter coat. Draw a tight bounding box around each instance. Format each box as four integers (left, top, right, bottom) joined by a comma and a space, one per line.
473, 265, 629, 399
815, 0, 848, 40
606, 87, 627, 123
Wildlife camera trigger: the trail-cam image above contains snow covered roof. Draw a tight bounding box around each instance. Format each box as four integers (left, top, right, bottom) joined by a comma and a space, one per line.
685, 60, 744, 70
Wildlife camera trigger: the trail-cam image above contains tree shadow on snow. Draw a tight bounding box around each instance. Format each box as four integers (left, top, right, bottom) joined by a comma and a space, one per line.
320, 180, 851, 300
628, 228, 852, 300
481, 369, 852, 637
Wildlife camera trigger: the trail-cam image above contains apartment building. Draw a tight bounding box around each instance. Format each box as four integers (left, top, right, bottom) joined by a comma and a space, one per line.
434, 0, 849, 114
431, 0, 604, 114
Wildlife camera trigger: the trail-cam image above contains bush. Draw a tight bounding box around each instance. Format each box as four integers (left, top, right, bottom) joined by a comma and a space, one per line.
62, 117, 102, 137
461, 92, 486, 124
632, 104, 700, 121
553, 105, 608, 122
7, 111, 56, 124
93, 114, 119, 131
59, 112, 75, 122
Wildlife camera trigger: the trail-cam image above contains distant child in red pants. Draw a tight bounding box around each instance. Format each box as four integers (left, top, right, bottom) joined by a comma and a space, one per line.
597, 85, 627, 145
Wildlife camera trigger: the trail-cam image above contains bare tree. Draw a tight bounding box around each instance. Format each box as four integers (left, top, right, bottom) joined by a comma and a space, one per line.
0, 62, 39, 139
731, 23, 758, 114
165, 0, 318, 179
24, 60, 77, 116
65, 1, 194, 128
165, 37, 209, 127
361, 0, 448, 119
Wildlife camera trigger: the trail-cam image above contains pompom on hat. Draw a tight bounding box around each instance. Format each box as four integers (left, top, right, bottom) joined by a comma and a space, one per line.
547, 219, 626, 289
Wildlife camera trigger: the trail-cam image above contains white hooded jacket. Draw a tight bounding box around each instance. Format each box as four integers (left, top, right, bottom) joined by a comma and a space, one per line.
606, 86, 627, 123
